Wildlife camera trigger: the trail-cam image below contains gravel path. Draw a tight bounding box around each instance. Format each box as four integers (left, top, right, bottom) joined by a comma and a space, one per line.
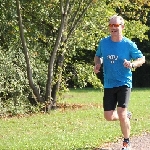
98, 132, 150, 150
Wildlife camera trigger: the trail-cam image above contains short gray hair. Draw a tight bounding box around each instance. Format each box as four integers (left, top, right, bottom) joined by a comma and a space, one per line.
109, 15, 124, 25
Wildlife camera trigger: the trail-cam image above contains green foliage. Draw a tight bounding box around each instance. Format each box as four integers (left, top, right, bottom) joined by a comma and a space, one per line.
0, 96, 45, 117
69, 0, 114, 50
72, 63, 103, 89
0, 47, 27, 99
20, 0, 60, 48
124, 20, 149, 41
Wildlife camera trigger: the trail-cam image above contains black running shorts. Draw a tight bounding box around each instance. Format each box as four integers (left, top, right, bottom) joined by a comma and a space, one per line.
103, 85, 131, 111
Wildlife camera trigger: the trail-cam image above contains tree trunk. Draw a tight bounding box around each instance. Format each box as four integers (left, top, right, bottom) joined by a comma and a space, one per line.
45, 0, 66, 111
50, 0, 93, 108
16, 0, 44, 103
51, 53, 65, 108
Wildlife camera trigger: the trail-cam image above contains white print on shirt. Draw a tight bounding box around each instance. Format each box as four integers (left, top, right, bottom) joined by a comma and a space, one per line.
107, 55, 118, 63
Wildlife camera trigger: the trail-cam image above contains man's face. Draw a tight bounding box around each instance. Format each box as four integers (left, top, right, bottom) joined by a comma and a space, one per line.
108, 18, 124, 37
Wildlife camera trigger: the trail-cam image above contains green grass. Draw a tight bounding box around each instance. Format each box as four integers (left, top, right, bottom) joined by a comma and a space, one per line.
0, 88, 150, 150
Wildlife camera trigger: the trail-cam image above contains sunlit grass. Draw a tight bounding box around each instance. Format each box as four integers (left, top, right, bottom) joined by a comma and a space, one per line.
0, 88, 150, 150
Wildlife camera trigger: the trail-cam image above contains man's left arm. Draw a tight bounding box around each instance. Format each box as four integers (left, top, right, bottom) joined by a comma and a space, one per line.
131, 56, 145, 68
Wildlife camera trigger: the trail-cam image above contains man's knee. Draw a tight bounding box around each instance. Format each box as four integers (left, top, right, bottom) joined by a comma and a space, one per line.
104, 115, 113, 121
104, 111, 118, 121
118, 111, 128, 122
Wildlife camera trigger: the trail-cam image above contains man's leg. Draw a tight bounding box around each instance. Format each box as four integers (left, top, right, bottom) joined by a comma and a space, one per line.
104, 108, 130, 138
117, 86, 131, 139
103, 86, 131, 149
117, 107, 130, 139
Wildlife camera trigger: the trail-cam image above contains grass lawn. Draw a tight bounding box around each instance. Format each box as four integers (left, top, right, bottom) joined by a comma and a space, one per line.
0, 88, 150, 150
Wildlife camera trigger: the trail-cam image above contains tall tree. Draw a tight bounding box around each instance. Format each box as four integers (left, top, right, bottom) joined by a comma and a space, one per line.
15, 0, 103, 110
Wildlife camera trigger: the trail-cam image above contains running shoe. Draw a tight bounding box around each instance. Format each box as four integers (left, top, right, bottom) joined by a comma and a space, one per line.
127, 111, 132, 119
122, 141, 131, 150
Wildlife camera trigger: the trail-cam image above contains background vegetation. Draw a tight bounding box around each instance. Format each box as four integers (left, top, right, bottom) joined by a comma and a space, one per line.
0, 0, 150, 115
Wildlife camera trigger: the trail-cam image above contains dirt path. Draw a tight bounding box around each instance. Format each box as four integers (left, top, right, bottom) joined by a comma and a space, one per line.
98, 132, 150, 150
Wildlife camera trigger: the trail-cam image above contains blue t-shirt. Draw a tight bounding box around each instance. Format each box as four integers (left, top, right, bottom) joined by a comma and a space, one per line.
96, 36, 143, 88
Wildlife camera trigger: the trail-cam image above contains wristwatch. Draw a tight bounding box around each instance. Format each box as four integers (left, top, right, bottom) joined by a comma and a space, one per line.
132, 63, 135, 68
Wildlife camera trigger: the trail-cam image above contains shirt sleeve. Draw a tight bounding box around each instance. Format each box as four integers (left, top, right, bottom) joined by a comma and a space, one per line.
130, 42, 143, 59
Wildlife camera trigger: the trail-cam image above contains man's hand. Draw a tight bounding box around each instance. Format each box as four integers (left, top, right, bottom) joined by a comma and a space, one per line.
94, 64, 101, 73
123, 59, 132, 69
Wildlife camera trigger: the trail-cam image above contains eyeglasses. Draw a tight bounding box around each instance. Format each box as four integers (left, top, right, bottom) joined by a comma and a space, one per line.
108, 24, 122, 27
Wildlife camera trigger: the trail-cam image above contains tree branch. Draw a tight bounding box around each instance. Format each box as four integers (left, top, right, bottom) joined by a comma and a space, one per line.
45, 0, 65, 101
67, 0, 93, 43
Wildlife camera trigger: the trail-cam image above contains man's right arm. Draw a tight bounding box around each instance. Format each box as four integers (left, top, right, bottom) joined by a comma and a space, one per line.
94, 56, 102, 74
